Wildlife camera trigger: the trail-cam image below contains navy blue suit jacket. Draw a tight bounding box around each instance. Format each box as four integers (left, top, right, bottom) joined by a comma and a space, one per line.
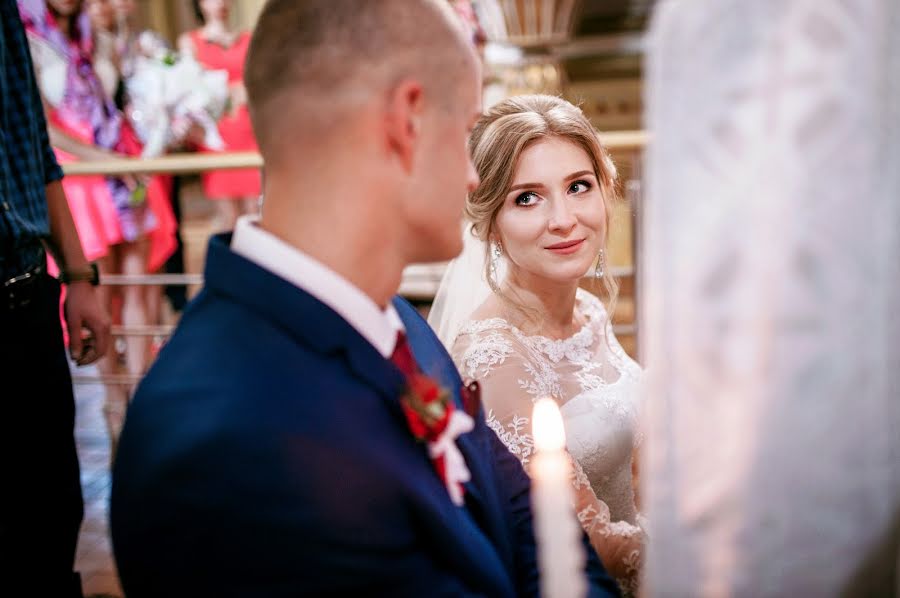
111, 234, 619, 597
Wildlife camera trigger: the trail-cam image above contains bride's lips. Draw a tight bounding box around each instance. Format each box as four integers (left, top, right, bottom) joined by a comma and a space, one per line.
544, 239, 585, 255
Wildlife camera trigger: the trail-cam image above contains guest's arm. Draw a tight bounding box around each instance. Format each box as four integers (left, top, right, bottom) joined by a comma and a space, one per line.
23, 40, 111, 365
45, 181, 111, 365
46, 124, 119, 162
177, 32, 195, 59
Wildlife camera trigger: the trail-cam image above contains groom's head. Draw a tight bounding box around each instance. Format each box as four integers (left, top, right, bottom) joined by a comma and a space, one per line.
245, 0, 482, 262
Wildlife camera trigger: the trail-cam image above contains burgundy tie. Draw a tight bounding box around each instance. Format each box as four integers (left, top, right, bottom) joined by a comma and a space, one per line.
390, 331, 417, 378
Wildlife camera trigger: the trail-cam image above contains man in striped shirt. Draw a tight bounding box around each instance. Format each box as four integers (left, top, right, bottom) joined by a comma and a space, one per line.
1, 1, 109, 595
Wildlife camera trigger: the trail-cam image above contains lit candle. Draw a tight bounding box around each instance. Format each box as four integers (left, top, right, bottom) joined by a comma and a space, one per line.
532, 397, 586, 598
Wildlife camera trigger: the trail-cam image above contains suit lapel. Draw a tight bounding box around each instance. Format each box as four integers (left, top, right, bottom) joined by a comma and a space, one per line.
204, 234, 406, 403
393, 298, 514, 571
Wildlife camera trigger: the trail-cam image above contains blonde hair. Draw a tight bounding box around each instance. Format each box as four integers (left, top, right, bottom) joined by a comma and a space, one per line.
466, 94, 620, 326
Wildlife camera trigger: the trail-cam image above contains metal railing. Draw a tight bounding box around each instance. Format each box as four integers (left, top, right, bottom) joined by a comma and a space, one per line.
61, 132, 648, 177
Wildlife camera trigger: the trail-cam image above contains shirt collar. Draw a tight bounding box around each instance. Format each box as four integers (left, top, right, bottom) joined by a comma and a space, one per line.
231, 215, 404, 358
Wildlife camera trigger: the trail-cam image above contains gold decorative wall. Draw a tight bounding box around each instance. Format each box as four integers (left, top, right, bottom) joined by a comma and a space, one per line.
138, 0, 263, 44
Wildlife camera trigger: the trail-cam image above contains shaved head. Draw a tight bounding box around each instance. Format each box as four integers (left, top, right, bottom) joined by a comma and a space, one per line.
245, 0, 477, 161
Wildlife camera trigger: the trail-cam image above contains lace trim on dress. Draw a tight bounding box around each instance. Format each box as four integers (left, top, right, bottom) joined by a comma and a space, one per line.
517, 359, 562, 399
485, 409, 534, 466
572, 456, 593, 489
460, 330, 514, 379
573, 452, 643, 592
530, 326, 594, 363
577, 499, 644, 598
457, 288, 604, 365
619, 549, 642, 597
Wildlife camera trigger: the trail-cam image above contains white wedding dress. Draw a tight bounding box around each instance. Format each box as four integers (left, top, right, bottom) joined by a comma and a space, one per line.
449, 288, 645, 594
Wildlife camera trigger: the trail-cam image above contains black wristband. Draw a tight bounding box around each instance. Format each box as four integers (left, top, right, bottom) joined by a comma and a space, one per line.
58, 262, 99, 286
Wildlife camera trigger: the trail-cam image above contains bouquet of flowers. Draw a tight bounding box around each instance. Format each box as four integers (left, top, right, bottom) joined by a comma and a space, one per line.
124, 32, 228, 157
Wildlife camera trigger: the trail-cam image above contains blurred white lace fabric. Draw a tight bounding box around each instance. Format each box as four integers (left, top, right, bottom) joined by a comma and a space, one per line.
641, 0, 900, 596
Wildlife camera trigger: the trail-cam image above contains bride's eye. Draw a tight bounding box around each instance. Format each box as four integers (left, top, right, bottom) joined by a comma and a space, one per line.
568, 180, 592, 194
515, 191, 540, 206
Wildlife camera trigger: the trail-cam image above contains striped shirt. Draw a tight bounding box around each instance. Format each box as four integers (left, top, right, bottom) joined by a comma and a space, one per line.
0, 0, 64, 274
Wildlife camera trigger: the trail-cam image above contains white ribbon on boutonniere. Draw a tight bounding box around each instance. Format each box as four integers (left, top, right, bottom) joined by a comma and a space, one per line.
427, 410, 475, 506
394, 335, 478, 507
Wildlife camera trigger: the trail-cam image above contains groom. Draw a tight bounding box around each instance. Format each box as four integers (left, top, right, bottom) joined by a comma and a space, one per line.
111, 1, 618, 596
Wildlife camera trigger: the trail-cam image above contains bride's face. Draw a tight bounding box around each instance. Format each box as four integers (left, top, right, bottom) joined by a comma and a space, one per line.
494, 136, 606, 285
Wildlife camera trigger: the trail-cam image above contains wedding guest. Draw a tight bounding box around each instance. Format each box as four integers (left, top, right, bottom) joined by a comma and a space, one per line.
85, 0, 118, 99
19, 0, 176, 452
179, 0, 260, 232
87, 0, 164, 341
0, 1, 110, 595
449, 0, 487, 58
92, 0, 190, 322
110, 0, 168, 84
430, 94, 646, 594
111, 2, 620, 596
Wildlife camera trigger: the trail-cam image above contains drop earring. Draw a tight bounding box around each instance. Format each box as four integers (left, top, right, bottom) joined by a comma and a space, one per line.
490, 242, 502, 287
594, 248, 606, 279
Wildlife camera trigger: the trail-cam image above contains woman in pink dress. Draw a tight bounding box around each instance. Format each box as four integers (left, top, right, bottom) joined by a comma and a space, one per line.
180, 0, 261, 232
19, 0, 176, 451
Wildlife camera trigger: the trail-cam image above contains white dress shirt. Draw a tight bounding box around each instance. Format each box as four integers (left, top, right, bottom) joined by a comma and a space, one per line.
231, 216, 404, 358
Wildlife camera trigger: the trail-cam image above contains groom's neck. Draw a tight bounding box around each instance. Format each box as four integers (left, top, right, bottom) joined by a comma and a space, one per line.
258, 176, 407, 310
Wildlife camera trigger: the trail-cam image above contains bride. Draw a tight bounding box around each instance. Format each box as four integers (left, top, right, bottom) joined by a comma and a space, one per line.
429, 94, 645, 594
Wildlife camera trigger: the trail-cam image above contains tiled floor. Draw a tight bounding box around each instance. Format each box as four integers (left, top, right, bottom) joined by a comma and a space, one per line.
73, 367, 124, 597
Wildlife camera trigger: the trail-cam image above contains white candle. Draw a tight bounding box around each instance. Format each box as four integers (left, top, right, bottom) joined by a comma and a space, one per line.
531, 397, 587, 598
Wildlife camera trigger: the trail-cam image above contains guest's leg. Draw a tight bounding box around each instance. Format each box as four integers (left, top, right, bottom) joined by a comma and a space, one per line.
163, 175, 187, 312
144, 282, 164, 363
213, 199, 239, 233
145, 283, 162, 329
240, 196, 260, 218
0, 275, 84, 597
119, 240, 150, 394
95, 254, 127, 456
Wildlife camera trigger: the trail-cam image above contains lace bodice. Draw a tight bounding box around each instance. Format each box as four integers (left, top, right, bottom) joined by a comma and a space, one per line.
451, 288, 645, 594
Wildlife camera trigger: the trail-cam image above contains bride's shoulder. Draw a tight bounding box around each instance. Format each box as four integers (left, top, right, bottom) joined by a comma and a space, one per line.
453, 316, 517, 347
450, 323, 522, 381
465, 293, 506, 322
449, 299, 527, 380
453, 295, 514, 337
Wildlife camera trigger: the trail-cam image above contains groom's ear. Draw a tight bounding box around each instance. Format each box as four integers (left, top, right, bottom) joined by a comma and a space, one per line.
384, 79, 425, 173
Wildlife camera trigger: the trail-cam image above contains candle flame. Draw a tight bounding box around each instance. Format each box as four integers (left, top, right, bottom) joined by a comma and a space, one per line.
532, 398, 566, 452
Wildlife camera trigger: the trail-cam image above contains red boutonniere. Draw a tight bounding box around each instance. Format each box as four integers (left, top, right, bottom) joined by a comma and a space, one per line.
400, 374, 474, 506
400, 373, 454, 442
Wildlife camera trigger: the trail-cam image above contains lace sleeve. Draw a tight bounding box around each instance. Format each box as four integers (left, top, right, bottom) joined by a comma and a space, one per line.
572, 458, 644, 596
451, 326, 645, 595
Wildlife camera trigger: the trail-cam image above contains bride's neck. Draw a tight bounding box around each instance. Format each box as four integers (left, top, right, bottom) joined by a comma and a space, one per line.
501, 268, 581, 338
